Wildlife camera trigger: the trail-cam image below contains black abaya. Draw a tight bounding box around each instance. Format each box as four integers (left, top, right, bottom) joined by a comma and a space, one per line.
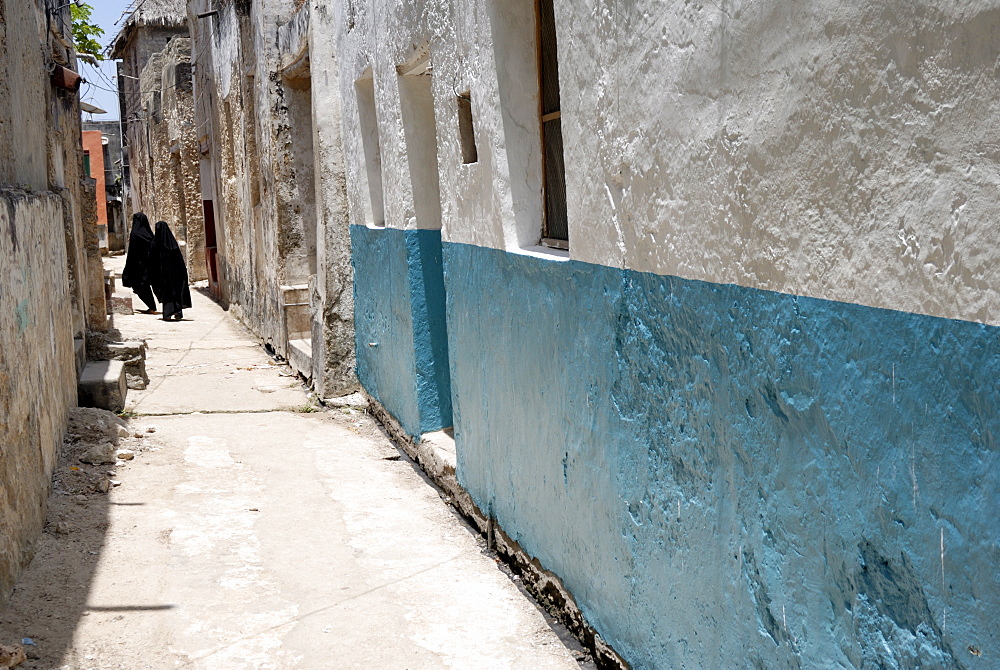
121, 212, 157, 312
148, 221, 192, 320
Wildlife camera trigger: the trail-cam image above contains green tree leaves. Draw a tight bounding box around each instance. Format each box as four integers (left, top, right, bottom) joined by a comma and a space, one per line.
70, 2, 104, 62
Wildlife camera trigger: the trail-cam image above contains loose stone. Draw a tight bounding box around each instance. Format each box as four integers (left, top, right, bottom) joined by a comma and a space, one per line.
80, 444, 116, 465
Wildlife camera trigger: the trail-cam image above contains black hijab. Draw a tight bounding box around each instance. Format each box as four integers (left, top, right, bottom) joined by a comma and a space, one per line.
121, 212, 154, 288
148, 221, 192, 309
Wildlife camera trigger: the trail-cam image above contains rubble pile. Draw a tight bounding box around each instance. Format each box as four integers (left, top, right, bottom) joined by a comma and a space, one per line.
49, 408, 154, 501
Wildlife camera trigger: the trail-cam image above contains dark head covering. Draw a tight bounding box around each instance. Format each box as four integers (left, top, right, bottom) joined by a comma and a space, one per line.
148, 221, 192, 317
121, 212, 154, 288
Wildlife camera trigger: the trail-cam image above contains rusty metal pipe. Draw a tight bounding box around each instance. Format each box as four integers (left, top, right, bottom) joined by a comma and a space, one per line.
51, 65, 82, 92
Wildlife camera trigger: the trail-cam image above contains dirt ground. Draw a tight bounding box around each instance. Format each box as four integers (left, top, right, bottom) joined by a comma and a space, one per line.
0, 407, 163, 668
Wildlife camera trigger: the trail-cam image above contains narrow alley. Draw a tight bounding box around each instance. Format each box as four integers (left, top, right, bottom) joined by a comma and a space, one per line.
4, 1, 998, 668
0, 259, 588, 669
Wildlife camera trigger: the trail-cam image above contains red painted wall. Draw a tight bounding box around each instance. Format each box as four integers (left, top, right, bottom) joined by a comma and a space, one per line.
81, 130, 107, 228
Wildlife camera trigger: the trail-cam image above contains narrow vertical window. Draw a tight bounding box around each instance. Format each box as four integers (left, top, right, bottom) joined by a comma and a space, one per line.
399, 56, 443, 228
538, 0, 567, 247
457, 92, 478, 165
355, 70, 386, 226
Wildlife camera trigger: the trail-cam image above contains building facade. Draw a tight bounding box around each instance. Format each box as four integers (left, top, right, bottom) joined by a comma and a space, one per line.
111, 0, 206, 280
0, 0, 105, 602
338, 1, 1000, 668
82, 120, 127, 251
185, 0, 356, 397
168, 0, 1000, 665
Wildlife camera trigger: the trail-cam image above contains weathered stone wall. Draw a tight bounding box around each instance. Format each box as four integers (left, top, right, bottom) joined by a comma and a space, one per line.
188, 0, 287, 354
111, 3, 188, 250
306, 2, 356, 398
128, 37, 207, 281
0, 2, 50, 192
161, 39, 207, 281
0, 0, 94, 605
118, 24, 188, 212
187, 0, 356, 396
0, 191, 77, 601
0, 0, 105, 339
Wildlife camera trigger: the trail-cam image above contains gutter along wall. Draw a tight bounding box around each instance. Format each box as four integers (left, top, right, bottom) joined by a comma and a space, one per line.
339, 0, 999, 668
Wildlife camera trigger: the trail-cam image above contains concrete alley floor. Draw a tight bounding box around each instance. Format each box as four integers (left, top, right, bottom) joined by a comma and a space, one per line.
0, 259, 589, 669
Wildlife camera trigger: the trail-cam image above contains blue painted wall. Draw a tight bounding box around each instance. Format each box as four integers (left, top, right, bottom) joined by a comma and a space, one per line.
443, 242, 999, 669
406, 229, 453, 432
351, 225, 452, 436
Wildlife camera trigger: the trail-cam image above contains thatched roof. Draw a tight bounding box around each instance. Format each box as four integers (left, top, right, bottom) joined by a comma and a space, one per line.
108, 0, 188, 58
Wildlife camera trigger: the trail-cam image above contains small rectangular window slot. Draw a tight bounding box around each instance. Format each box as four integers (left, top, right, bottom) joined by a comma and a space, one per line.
457, 92, 478, 164
541, 111, 561, 123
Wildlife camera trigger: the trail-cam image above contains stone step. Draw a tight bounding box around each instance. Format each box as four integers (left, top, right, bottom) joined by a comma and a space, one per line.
280, 283, 309, 305
288, 338, 312, 380
283, 302, 311, 340
78, 360, 127, 412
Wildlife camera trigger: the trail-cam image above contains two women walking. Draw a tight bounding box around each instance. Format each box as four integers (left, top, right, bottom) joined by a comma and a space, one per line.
121, 212, 192, 321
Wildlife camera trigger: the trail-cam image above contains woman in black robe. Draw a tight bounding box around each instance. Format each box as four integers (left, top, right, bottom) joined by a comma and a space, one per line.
148, 221, 192, 321
121, 212, 157, 313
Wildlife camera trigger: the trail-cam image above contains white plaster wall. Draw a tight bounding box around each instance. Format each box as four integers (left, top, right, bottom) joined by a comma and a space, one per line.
337, 0, 999, 326
558, 0, 1000, 326
336, 0, 525, 251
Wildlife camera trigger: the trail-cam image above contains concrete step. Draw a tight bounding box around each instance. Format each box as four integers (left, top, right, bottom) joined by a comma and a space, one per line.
284, 303, 311, 340
280, 284, 309, 305
288, 338, 312, 380
78, 360, 127, 412
282, 284, 312, 341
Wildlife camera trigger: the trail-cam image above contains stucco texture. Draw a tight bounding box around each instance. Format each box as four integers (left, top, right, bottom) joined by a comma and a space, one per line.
334, 1, 999, 666
445, 242, 998, 670
560, 1, 1000, 327
336, 0, 1000, 325
0, 191, 76, 600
